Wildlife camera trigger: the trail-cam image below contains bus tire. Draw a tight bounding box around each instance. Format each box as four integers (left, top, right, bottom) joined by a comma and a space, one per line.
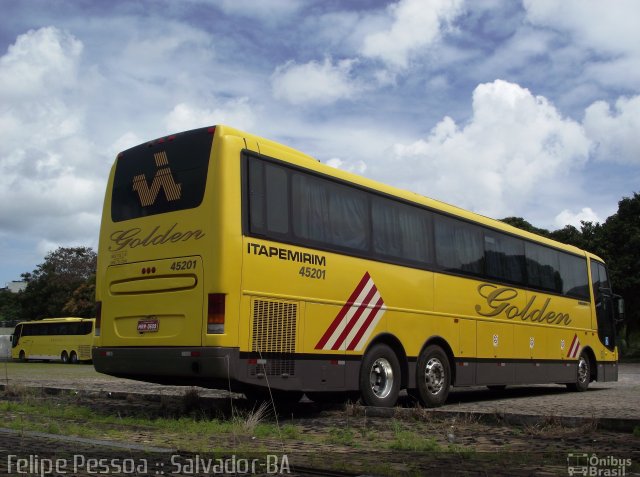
359, 343, 400, 408
69, 351, 78, 364
416, 345, 450, 408
566, 352, 590, 392
19, 350, 26, 362
61, 351, 69, 364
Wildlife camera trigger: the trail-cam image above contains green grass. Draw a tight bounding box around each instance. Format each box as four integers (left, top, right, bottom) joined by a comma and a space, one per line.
0, 396, 295, 452
387, 421, 441, 452
326, 426, 356, 446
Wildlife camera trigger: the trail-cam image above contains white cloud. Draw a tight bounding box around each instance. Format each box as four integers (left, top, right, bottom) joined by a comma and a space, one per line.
361, 0, 464, 69
271, 57, 361, 105
165, 98, 256, 132
0, 26, 82, 99
0, 27, 103, 245
554, 207, 600, 228
523, 0, 640, 89
389, 80, 591, 218
583, 95, 640, 164
523, 0, 640, 57
326, 157, 367, 174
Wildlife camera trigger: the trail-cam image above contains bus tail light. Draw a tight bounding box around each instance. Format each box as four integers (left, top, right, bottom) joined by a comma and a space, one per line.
95, 301, 102, 337
207, 294, 225, 334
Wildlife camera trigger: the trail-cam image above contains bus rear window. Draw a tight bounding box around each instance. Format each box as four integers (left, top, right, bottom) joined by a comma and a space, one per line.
111, 127, 213, 222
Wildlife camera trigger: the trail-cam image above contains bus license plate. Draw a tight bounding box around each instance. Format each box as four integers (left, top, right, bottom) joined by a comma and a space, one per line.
137, 319, 159, 333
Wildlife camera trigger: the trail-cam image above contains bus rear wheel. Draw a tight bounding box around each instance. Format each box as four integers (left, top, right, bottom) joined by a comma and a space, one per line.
359, 343, 400, 408
566, 352, 590, 392
69, 351, 78, 364
416, 345, 450, 408
61, 351, 69, 364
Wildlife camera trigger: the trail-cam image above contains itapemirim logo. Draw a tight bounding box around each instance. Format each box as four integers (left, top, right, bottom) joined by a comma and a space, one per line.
567, 453, 632, 476
132, 151, 182, 207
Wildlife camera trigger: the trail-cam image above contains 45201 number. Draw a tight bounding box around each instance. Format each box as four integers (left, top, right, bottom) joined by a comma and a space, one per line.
170, 260, 197, 271
299, 266, 326, 280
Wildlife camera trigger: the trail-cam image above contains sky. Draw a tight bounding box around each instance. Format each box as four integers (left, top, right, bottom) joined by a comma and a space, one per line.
1, 0, 639, 287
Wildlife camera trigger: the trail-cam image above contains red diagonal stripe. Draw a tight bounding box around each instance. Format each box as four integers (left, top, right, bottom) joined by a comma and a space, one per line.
346, 296, 385, 351
330, 283, 378, 351
315, 272, 371, 350
568, 334, 578, 357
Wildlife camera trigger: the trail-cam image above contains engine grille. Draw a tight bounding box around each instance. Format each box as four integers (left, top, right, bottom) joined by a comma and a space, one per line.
78, 345, 91, 360
250, 298, 297, 376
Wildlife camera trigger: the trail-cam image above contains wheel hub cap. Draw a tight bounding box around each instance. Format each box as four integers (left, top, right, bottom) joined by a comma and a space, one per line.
578, 356, 588, 384
425, 358, 445, 395
370, 358, 393, 399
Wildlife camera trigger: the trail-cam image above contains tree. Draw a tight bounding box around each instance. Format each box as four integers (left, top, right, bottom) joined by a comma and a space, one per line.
19, 247, 97, 320
601, 193, 640, 340
63, 275, 97, 317
500, 217, 550, 237
0, 289, 22, 324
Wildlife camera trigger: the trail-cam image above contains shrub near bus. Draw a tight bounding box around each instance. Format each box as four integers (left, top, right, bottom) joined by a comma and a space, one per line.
93, 125, 621, 407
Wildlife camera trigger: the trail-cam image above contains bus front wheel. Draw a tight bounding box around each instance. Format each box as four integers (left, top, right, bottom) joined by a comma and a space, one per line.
61, 351, 69, 364
359, 343, 401, 408
69, 351, 78, 364
19, 350, 26, 362
566, 352, 590, 392
416, 345, 451, 408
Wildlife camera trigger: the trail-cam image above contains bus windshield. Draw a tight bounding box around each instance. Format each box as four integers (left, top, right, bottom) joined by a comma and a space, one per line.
111, 127, 213, 222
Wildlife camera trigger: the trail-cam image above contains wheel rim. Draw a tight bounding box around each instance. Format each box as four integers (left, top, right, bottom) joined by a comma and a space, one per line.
577, 356, 588, 384
369, 358, 394, 399
424, 357, 445, 395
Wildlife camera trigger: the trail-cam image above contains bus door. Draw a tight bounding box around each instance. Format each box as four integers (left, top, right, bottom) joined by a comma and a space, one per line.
590, 261, 616, 352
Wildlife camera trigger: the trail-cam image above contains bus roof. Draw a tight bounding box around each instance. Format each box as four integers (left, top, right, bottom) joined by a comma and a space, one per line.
218, 125, 600, 261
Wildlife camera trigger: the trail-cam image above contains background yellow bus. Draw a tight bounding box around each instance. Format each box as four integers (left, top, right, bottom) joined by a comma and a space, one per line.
12, 317, 95, 363
93, 125, 621, 407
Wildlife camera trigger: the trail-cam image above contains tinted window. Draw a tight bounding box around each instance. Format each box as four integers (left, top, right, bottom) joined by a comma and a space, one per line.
558, 254, 589, 299
484, 232, 525, 284
526, 243, 561, 292
372, 197, 433, 264
249, 160, 289, 236
292, 173, 369, 252
111, 127, 213, 222
435, 216, 483, 274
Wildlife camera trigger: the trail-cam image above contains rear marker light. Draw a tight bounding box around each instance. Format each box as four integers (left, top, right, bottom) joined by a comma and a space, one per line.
95, 301, 102, 337
207, 294, 225, 334
181, 351, 201, 357
99, 351, 113, 357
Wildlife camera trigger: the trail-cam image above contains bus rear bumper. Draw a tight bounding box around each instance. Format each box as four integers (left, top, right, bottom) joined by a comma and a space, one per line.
92, 346, 242, 389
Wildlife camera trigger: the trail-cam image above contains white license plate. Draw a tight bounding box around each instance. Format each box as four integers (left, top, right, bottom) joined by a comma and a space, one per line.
137, 318, 159, 333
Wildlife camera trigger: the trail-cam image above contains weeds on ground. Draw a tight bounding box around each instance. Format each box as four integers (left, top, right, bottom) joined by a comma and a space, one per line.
387, 420, 441, 452
326, 426, 356, 446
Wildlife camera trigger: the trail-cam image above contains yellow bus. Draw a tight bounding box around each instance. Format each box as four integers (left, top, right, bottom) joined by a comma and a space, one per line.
93, 125, 621, 407
12, 317, 95, 363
